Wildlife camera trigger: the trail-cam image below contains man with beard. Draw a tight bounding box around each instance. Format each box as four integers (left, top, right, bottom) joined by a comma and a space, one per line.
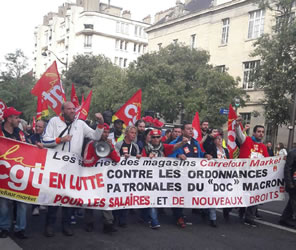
42, 101, 104, 237
235, 118, 269, 227
135, 119, 146, 152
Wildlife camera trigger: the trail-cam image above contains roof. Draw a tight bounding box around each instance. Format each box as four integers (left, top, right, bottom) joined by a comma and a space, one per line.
185, 0, 213, 14
155, 0, 213, 25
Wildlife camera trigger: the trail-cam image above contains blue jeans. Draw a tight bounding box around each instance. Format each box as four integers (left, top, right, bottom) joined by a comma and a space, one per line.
208, 208, 216, 221
141, 208, 160, 226
0, 198, 27, 232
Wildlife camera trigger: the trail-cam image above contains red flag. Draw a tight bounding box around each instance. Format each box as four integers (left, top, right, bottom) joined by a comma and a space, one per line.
192, 112, 203, 143
81, 94, 85, 106
227, 104, 240, 158
71, 84, 80, 108
0, 99, 7, 120
36, 97, 49, 120
31, 61, 66, 116
113, 89, 142, 126
32, 117, 36, 133
76, 91, 92, 121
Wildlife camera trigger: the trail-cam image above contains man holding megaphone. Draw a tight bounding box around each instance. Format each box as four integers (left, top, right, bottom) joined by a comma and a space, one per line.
83, 123, 120, 234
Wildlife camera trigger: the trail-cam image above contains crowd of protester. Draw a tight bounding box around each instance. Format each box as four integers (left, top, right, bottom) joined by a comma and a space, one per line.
0, 102, 295, 239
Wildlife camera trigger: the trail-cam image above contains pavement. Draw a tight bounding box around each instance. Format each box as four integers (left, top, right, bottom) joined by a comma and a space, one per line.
2, 195, 296, 250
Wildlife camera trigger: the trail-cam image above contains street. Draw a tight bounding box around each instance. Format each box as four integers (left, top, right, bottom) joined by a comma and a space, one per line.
3, 195, 296, 250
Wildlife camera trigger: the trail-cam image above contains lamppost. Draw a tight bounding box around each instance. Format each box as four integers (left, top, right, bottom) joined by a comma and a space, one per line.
41, 49, 68, 71
234, 97, 240, 114
287, 92, 296, 150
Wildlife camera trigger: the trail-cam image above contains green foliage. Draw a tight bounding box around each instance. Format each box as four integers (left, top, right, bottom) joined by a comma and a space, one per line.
0, 49, 36, 121
64, 54, 128, 119
127, 44, 246, 127
252, 0, 296, 126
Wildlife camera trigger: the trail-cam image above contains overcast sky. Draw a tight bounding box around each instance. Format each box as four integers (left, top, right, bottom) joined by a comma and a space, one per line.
0, 0, 176, 67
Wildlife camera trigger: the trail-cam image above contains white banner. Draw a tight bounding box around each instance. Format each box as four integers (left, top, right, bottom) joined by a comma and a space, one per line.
0, 137, 285, 210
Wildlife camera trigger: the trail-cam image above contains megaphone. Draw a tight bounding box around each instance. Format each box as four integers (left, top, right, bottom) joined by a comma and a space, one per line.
94, 141, 111, 158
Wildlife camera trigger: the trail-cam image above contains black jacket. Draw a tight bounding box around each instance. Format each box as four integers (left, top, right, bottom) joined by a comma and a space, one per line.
284, 149, 296, 191
204, 135, 230, 159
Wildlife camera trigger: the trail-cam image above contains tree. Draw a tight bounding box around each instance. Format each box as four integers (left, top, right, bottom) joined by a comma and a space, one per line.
127, 44, 246, 126
252, 0, 296, 140
65, 54, 127, 118
0, 49, 36, 121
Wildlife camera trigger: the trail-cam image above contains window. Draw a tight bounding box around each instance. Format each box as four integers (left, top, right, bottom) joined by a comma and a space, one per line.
120, 40, 124, 50
134, 43, 137, 52
124, 59, 128, 68
44, 31, 49, 44
139, 27, 142, 37
240, 113, 251, 124
84, 35, 92, 48
125, 24, 129, 35
120, 23, 125, 33
248, 10, 265, 39
125, 41, 128, 51
191, 34, 196, 49
138, 44, 142, 53
134, 26, 138, 36
116, 22, 120, 33
221, 18, 230, 45
242, 60, 260, 89
216, 65, 226, 73
119, 58, 123, 67
173, 39, 178, 44
114, 57, 118, 65
84, 24, 94, 29
158, 43, 162, 50
115, 40, 120, 49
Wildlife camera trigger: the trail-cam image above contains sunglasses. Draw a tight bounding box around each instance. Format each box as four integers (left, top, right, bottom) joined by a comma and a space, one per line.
151, 136, 161, 139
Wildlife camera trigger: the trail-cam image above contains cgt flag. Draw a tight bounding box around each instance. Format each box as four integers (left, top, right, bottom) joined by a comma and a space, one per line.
71, 84, 80, 108
76, 90, 92, 121
227, 104, 240, 158
192, 112, 203, 143
113, 89, 142, 126
36, 96, 49, 120
31, 61, 66, 116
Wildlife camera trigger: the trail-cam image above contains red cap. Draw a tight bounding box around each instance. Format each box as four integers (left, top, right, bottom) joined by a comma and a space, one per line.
3, 107, 22, 119
103, 123, 110, 131
149, 129, 161, 136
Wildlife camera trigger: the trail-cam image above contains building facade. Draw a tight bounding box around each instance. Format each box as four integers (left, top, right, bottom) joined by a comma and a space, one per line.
146, 0, 296, 144
33, 0, 150, 77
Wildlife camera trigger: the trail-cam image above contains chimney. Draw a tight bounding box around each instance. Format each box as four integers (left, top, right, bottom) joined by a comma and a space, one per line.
142, 15, 151, 24
76, 0, 84, 6
84, 0, 100, 11
43, 15, 49, 25
122, 10, 131, 19
58, 6, 64, 17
